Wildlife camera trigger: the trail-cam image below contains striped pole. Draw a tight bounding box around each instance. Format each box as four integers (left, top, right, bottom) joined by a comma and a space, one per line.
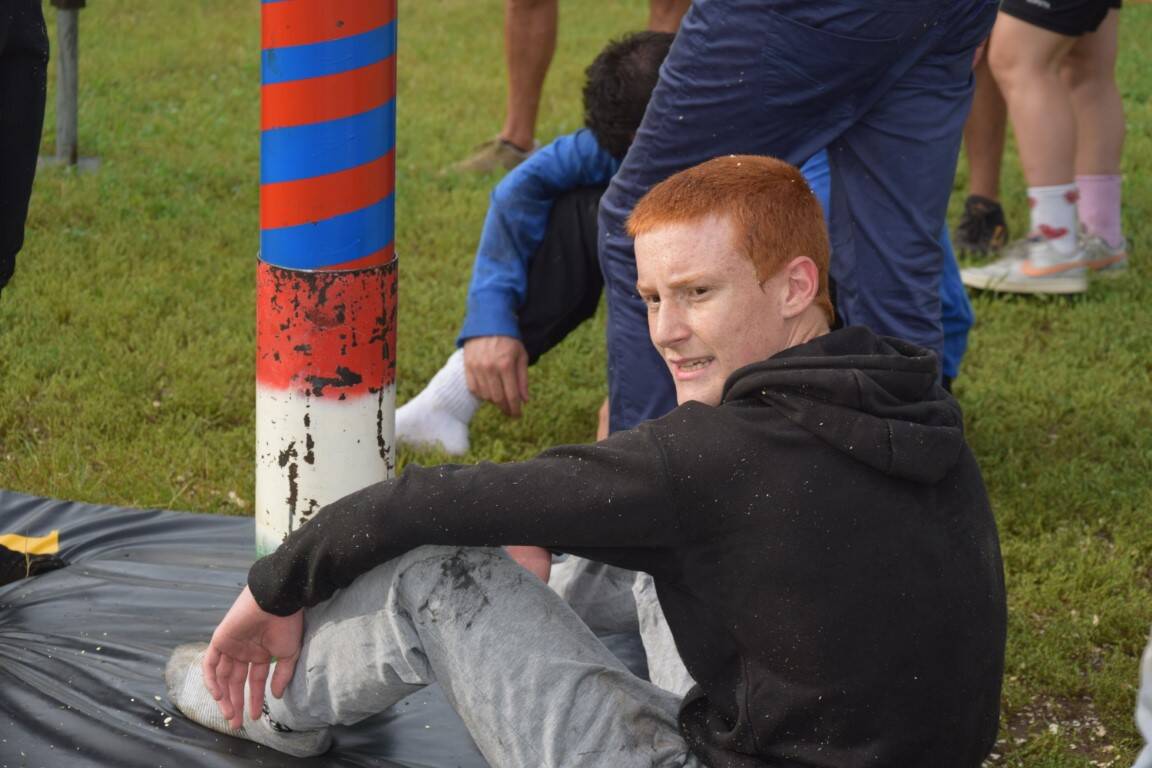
256, 0, 398, 555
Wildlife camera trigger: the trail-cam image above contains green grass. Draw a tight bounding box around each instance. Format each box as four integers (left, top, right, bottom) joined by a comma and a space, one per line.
1, 2, 1150, 764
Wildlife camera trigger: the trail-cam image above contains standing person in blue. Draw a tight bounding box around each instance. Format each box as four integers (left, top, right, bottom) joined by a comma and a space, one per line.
599, 0, 998, 433
399, 30, 976, 456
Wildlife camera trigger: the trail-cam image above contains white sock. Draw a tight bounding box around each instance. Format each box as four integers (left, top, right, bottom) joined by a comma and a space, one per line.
1028, 183, 1081, 256
165, 643, 331, 758
395, 349, 479, 455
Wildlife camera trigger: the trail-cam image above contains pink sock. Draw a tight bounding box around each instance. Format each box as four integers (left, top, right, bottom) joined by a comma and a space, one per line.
1076, 174, 1123, 248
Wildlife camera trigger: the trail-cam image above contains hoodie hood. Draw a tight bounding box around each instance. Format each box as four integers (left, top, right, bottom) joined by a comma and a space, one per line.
722, 326, 964, 484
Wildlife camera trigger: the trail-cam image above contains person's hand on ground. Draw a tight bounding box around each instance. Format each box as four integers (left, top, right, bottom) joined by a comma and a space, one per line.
505, 545, 552, 582
463, 335, 530, 418
201, 586, 304, 730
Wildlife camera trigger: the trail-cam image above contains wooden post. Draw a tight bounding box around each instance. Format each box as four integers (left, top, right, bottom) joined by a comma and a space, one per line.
51, 0, 85, 166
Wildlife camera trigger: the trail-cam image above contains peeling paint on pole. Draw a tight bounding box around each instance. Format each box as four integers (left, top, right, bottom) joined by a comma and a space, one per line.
256, 0, 398, 555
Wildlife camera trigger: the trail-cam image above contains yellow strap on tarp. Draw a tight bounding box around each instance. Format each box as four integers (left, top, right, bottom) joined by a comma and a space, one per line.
0, 531, 60, 556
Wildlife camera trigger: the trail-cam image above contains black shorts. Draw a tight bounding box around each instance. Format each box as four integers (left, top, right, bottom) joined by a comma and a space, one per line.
517, 186, 605, 365
999, 0, 1121, 37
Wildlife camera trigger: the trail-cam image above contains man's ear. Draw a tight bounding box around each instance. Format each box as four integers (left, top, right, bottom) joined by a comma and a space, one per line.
780, 256, 819, 319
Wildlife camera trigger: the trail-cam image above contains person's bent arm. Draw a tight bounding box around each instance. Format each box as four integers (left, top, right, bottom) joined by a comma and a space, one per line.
247, 421, 683, 617
458, 129, 618, 347
458, 132, 616, 417
211, 416, 685, 724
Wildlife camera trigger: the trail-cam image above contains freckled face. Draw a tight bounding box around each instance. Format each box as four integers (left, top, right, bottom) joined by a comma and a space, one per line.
635, 215, 792, 407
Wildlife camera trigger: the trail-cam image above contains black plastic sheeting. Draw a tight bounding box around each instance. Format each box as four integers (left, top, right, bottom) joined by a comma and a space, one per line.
0, 490, 646, 767
0, 545, 67, 587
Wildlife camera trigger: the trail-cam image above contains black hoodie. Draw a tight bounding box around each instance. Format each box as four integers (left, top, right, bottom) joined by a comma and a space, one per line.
250, 326, 1006, 767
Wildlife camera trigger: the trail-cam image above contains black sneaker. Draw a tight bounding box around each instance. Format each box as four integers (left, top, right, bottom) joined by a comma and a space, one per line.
954, 195, 1009, 256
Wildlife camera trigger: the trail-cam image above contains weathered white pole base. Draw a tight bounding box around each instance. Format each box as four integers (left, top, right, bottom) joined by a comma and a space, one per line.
255, 261, 398, 556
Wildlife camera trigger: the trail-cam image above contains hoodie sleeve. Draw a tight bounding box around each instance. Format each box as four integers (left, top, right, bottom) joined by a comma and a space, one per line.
457, 130, 620, 344
248, 423, 682, 616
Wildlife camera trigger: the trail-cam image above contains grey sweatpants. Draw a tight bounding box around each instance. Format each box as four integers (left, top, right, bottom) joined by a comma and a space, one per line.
268, 546, 704, 767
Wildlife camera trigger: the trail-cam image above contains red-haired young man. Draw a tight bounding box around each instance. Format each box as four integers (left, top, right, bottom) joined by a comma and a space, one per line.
168, 156, 1006, 768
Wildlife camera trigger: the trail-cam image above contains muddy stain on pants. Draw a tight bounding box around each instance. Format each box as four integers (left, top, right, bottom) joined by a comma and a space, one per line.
271, 546, 704, 767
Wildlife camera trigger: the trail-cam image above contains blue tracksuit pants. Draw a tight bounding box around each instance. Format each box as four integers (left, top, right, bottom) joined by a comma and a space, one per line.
599, 0, 996, 432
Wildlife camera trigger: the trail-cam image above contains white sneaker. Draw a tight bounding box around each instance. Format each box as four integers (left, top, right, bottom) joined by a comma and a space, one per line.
960, 236, 1088, 295
1081, 233, 1128, 278
165, 643, 332, 757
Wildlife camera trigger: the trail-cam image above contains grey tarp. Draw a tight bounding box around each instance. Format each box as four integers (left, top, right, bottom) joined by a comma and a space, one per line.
0, 490, 645, 767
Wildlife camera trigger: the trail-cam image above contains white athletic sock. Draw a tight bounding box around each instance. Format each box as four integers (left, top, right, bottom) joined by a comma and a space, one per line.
1028, 183, 1081, 257
394, 349, 478, 455
165, 643, 331, 758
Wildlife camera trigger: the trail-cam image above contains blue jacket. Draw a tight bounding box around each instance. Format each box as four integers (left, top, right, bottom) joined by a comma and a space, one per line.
458, 129, 619, 343
457, 132, 971, 378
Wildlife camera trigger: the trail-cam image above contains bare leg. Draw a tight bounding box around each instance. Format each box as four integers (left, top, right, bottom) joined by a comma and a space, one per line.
960, 13, 1090, 292
988, 13, 1077, 187
1062, 10, 1124, 176
954, 44, 1010, 255
501, 0, 557, 152
1063, 9, 1125, 250
647, 0, 691, 33
963, 54, 1007, 201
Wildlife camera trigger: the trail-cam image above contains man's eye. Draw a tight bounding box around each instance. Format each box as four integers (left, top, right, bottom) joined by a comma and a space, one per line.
690, 286, 710, 298
642, 294, 660, 307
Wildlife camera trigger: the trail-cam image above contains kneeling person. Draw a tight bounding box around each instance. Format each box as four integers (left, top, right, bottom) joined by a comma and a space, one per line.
168, 156, 1006, 767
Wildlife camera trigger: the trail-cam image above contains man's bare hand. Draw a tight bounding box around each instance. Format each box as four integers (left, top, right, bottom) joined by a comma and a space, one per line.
505, 545, 552, 582
463, 336, 530, 418
201, 586, 304, 730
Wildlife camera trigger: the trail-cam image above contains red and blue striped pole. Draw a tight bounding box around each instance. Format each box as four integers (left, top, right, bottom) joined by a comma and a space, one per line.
256, 0, 398, 555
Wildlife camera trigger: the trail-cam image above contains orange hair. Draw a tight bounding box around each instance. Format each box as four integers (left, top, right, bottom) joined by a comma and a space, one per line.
627, 155, 834, 323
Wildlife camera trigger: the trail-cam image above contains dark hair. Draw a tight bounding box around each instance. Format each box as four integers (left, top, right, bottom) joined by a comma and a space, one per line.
583, 31, 675, 160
